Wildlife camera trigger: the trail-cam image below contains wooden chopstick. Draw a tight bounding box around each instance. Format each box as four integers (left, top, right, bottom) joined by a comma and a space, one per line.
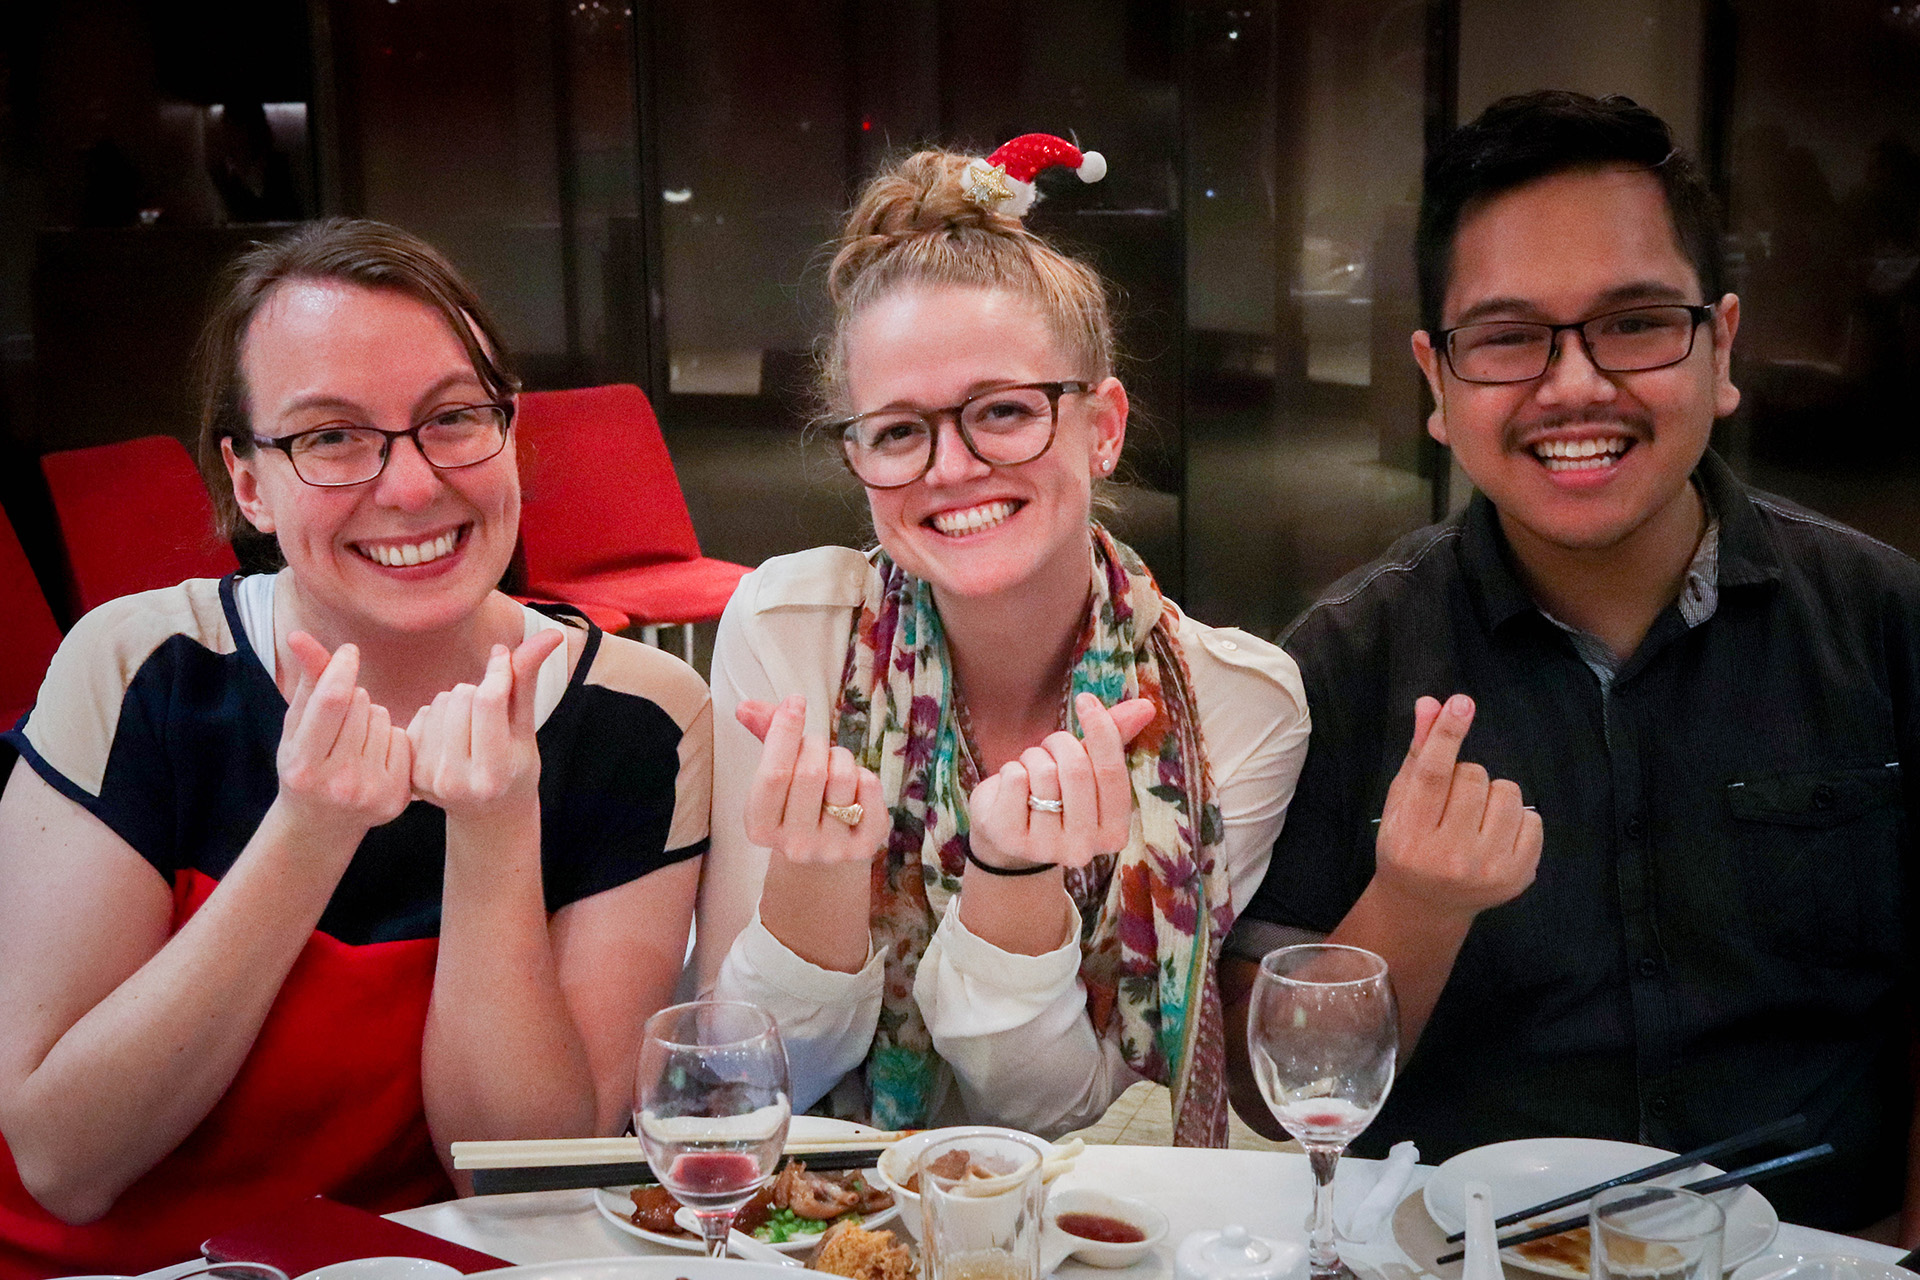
1434, 1143, 1834, 1266
467, 1147, 888, 1196
454, 1137, 642, 1169
1440, 1115, 1809, 1243
452, 1130, 909, 1171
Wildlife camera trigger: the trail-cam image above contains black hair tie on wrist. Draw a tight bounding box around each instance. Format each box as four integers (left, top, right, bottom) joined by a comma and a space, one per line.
963, 845, 1055, 876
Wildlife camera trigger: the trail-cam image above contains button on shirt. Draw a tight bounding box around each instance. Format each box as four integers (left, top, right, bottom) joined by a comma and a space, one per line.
1236, 452, 1919, 1230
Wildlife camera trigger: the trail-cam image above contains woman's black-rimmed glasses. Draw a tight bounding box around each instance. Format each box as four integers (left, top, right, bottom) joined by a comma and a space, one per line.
1435, 303, 1714, 385
832, 381, 1092, 490
250, 402, 513, 487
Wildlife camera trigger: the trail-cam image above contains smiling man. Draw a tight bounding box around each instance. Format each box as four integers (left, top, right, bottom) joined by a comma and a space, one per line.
1225, 92, 1919, 1237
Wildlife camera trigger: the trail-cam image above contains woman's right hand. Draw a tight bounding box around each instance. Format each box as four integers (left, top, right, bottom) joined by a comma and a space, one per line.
274, 631, 413, 841
738, 695, 889, 863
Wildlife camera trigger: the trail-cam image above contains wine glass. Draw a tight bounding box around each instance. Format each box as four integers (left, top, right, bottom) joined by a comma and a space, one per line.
635, 999, 791, 1259
1247, 943, 1398, 1280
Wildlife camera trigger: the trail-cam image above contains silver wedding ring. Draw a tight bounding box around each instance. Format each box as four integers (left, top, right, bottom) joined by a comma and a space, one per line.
1027, 796, 1065, 814
823, 801, 864, 827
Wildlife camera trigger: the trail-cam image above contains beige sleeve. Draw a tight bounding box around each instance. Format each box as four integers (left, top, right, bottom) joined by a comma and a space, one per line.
1176, 614, 1312, 917
691, 548, 870, 995
580, 631, 714, 853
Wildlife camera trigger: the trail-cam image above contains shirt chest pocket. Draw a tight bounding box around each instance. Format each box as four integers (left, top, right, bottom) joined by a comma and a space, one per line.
1725, 763, 1905, 965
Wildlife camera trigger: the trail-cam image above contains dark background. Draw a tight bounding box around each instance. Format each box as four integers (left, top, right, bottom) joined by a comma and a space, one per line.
2, 0, 1915, 644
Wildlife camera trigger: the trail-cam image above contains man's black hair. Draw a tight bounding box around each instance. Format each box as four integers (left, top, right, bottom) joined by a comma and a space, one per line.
1415, 90, 1722, 334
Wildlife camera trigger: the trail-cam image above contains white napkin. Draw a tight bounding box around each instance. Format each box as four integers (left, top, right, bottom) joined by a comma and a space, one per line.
1336, 1141, 1420, 1243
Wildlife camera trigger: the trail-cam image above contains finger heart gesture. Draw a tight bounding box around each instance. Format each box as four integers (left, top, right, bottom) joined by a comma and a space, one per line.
1374, 693, 1543, 918
406, 628, 564, 818
738, 694, 889, 862
275, 632, 413, 837
965, 692, 1155, 872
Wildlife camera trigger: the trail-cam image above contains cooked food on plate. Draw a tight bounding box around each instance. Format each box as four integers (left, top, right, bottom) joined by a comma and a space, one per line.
629, 1161, 893, 1243
901, 1146, 1020, 1194
811, 1220, 916, 1280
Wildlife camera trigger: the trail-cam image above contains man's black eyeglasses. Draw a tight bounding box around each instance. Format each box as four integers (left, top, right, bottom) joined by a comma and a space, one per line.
1435, 304, 1714, 385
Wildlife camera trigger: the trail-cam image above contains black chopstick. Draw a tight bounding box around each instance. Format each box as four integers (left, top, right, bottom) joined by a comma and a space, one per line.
1435, 1142, 1834, 1266
1441, 1115, 1808, 1243
469, 1147, 886, 1196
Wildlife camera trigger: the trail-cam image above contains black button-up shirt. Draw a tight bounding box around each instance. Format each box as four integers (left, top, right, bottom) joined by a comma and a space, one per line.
1240, 451, 1918, 1230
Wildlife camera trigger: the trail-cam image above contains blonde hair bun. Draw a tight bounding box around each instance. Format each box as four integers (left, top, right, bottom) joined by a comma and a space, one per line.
821, 146, 1116, 413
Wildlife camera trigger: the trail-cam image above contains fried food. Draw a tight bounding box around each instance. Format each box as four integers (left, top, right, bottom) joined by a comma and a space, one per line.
629, 1185, 683, 1234
811, 1220, 916, 1280
775, 1161, 861, 1219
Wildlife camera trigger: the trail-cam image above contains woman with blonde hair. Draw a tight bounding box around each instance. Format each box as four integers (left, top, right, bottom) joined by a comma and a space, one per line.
694, 137, 1310, 1143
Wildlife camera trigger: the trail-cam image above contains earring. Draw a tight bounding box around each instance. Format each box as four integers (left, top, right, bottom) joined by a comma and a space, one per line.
1100, 459, 1113, 473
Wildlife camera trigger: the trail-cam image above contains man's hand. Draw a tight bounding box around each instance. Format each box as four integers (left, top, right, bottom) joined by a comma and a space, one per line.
1375, 694, 1541, 919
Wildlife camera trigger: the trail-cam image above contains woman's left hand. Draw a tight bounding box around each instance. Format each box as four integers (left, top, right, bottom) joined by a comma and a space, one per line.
966, 693, 1156, 871
408, 629, 566, 819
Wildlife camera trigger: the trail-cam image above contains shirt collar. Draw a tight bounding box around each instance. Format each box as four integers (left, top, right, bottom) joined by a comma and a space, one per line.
1694, 448, 1784, 588
1457, 448, 1779, 636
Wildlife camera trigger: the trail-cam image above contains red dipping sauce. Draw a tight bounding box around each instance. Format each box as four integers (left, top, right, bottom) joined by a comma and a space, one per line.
1057, 1212, 1147, 1244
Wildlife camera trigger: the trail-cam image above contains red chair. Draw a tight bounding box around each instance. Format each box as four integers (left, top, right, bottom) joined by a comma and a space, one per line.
0, 505, 63, 731
515, 384, 750, 658
41, 435, 240, 618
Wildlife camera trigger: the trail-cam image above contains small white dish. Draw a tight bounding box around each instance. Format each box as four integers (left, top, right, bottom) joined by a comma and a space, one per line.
1423, 1138, 1779, 1279
1043, 1188, 1168, 1270
298, 1261, 460, 1280
873, 1124, 1045, 1244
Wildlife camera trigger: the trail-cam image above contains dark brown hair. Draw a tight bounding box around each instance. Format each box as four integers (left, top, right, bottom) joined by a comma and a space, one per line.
1416, 90, 1722, 334
820, 150, 1115, 416
194, 217, 518, 540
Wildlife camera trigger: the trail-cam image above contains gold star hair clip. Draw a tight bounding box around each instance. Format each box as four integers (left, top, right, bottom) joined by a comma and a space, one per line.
963, 161, 1016, 208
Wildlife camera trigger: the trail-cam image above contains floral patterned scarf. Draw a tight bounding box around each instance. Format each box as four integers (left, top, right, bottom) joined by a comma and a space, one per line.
832, 524, 1232, 1146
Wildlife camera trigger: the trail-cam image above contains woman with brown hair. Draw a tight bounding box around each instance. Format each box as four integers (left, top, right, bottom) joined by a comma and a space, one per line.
0, 218, 710, 1276
693, 138, 1311, 1143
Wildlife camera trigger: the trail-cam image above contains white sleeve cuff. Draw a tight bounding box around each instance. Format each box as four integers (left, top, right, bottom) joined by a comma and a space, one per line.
714, 912, 885, 1112
918, 897, 1083, 1034
723, 909, 885, 1001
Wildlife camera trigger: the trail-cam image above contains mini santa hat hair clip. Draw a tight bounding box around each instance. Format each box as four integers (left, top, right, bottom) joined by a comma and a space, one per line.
963, 133, 1108, 217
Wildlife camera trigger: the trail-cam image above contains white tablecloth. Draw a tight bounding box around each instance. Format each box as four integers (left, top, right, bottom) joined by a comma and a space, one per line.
386, 1147, 1906, 1277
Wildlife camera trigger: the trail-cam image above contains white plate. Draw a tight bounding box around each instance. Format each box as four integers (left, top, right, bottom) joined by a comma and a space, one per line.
594, 1117, 898, 1254
475, 1260, 804, 1280
1424, 1138, 1780, 1279
1731, 1252, 1920, 1280
300, 1261, 462, 1280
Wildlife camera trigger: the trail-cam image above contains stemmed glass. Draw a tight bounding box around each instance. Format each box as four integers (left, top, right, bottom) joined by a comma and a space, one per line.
635, 1000, 792, 1259
1248, 944, 1398, 1280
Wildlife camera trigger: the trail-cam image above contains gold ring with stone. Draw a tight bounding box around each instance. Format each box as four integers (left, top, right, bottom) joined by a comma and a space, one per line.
823, 801, 864, 827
